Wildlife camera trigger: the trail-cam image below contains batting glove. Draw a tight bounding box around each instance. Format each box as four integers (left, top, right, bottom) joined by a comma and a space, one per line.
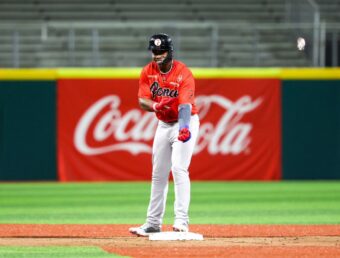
153, 98, 175, 112
178, 127, 191, 142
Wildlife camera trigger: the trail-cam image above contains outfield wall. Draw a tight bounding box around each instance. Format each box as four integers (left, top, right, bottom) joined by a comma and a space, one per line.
0, 68, 339, 180
282, 79, 340, 179
0, 80, 56, 180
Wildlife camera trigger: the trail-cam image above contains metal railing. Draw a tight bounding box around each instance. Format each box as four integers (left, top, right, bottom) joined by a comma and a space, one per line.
0, 21, 338, 68
285, 0, 321, 66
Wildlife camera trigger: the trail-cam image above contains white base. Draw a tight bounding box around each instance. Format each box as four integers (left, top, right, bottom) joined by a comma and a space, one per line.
149, 231, 204, 241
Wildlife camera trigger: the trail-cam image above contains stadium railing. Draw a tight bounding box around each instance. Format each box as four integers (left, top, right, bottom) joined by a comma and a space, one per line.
2, 21, 338, 68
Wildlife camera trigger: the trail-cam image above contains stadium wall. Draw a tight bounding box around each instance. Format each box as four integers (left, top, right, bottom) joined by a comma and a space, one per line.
282, 79, 340, 179
0, 68, 339, 181
0, 79, 56, 180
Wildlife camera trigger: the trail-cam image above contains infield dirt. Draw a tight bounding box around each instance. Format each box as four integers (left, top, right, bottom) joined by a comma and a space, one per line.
1, 224, 340, 257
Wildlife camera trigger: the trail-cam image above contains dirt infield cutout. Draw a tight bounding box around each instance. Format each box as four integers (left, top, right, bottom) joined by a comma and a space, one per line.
1, 225, 340, 257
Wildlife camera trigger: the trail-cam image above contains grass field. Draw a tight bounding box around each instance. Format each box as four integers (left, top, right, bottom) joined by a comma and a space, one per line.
0, 247, 123, 258
0, 181, 339, 257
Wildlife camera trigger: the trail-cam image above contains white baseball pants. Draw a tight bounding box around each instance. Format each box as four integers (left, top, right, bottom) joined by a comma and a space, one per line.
146, 114, 199, 227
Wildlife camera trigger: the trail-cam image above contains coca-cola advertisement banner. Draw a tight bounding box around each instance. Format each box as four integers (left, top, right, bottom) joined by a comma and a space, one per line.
58, 78, 281, 181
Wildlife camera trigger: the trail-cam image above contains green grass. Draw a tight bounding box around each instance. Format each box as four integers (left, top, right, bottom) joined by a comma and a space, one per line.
1, 181, 339, 257
0, 247, 125, 258
0, 181, 339, 224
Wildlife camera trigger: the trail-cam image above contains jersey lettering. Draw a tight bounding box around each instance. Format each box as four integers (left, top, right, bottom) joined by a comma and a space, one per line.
150, 82, 179, 99
138, 60, 197, 122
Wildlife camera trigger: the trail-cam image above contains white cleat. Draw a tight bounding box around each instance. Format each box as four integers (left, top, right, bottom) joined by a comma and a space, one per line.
173, 222, 189, 232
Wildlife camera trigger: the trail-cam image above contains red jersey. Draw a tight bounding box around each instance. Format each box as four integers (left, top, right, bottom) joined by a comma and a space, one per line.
138, 60, 197, 123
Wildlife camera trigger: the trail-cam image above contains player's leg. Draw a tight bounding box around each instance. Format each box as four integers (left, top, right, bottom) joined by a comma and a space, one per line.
171, 115, 200, 231
146, 122, 172, 228
130, 122, 172, 236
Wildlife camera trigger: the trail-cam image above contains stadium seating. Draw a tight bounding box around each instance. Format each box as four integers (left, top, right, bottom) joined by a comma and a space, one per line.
0, 0, 337, 68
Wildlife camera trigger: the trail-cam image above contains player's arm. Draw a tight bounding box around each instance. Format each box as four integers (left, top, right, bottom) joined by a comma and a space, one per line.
138, 68, 175, 112
139, 98, 155, 112
138, 68, 155, 112
178, 104, 192, 142
139, 97, 176, 112
177, 69, 195, 142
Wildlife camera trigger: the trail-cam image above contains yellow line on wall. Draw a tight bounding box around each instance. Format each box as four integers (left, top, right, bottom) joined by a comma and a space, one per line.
280, 68, 340, 79
56, 68, 141, 79
0, 69, 57, 80
192, 68, 281, 78
0, 68, 340, 80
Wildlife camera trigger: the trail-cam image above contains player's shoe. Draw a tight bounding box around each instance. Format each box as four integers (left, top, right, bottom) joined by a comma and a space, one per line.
173, 221, 189, 232
129, 223, 161, 237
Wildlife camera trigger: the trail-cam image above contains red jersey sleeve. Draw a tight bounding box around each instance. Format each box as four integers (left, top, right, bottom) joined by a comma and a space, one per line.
138, 67, 151, 99
178, 67, 195, 105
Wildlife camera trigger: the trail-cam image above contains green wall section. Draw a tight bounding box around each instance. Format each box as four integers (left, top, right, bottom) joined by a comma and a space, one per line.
282, 80, 340, 179
0, 81, 56, 180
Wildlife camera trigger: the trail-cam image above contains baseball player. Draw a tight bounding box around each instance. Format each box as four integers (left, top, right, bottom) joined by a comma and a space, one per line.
129, 33, 200, 236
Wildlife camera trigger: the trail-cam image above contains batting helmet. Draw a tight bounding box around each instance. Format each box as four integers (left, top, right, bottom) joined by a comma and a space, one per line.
148, 33, 173, 52
148, 33, 173, 64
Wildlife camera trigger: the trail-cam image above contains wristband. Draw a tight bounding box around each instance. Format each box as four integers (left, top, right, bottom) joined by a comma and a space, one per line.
152, 103, 158, 112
